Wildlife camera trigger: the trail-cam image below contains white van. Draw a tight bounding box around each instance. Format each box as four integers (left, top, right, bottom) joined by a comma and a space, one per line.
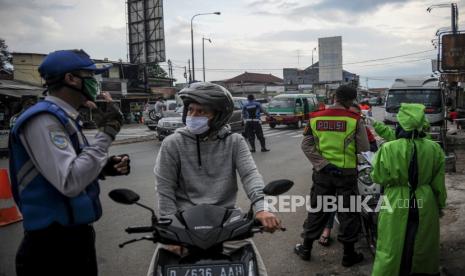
384, 77, 445, 126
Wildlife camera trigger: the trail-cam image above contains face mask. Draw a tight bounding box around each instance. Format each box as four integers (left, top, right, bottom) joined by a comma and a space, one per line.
186, 116, 210, 135
81, 77, 100, 101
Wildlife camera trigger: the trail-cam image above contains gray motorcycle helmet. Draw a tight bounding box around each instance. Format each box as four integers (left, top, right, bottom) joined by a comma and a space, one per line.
179, 82, 234, 131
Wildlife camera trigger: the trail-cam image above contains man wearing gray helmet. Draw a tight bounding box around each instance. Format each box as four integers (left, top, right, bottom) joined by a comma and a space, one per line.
153, 82, 281, 275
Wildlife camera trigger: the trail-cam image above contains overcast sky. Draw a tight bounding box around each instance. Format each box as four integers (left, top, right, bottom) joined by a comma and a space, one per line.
1, 0, 465, 87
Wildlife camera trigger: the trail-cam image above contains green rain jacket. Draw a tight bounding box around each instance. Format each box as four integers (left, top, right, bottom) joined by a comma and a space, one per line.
371, 103, 447, 276
372, 119, 431, 142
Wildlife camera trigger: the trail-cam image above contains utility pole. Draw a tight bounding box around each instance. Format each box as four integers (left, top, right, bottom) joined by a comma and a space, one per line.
188, 59, 192, 83
184, 66, 188, 84
202, 37, 212, 82
311, 47, 317, 66
452, 3, 458, 34
296, 49, 301, 67
167, 59, 173, 79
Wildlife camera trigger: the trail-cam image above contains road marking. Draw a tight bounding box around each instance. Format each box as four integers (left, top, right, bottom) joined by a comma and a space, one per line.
265, 130, 296, 137
291, 134, 303, 138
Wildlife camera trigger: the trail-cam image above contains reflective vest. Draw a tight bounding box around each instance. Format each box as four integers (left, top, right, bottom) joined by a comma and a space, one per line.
243, 101, 262, 120
9, 101, 102, 231
310, 108, 360, 169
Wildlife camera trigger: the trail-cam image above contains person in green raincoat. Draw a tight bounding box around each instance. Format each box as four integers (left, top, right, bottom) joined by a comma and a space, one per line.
370, 103, 447, 276
366, 115, 431, 142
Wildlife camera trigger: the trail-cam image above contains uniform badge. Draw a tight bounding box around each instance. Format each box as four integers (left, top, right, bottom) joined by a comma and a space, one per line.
50, 131, 69, 149
316, 120, 347, 132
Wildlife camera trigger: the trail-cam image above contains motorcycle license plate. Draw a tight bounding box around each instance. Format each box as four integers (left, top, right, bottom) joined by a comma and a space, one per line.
166, 263, 245, 276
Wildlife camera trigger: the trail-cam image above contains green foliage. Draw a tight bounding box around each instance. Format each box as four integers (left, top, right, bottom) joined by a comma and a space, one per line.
0, 38, 13, 72
147, 63, 167, 78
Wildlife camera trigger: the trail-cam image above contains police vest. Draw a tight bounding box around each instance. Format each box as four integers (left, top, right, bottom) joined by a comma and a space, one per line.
243, 101, 261, 120
309, 109, 360, 169
9, 101, 102, 231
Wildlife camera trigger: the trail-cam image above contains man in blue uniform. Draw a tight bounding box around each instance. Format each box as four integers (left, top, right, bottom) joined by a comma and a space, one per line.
8, 49, 130, 276
242, 94, 270, 152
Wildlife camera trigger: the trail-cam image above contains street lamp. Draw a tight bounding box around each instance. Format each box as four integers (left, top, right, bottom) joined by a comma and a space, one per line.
190, 12, 221, 82
202, 37, 212, 82
311, 47, 317, 66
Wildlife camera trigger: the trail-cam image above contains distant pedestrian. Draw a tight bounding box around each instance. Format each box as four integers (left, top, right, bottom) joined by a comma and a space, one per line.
242, 94, 270, 152
154, 97, 166, 114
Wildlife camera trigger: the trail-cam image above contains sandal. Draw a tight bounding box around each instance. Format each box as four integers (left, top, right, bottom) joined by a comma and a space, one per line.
318, 235, 331, 247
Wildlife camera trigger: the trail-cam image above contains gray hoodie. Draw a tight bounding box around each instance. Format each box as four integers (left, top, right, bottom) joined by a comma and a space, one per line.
154, 126, 266, 216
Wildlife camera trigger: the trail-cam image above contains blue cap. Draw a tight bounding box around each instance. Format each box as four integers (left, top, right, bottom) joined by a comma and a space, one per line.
38, 49, 112, 79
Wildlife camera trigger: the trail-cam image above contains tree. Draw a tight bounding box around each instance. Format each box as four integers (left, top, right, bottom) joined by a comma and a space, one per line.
147, 63, 167, 78
0, 38, 13, 73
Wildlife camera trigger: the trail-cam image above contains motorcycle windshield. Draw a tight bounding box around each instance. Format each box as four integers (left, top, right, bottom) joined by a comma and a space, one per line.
159, 205, 251, 250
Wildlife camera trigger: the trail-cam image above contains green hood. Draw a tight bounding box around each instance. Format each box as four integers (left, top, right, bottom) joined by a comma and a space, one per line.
396, 103, 427, 132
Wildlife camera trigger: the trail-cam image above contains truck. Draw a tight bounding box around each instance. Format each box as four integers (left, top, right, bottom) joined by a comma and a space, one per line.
384, 77, 447, 149
384, 77, 445, 126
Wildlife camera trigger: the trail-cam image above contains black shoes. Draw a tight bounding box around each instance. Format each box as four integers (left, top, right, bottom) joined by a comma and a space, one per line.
294, 244, 311, 261
342, 252, 364, 267
250, 149, 256, 153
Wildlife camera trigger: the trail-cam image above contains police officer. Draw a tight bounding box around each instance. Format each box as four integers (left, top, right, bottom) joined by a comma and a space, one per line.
294, 85, 369, 267
242, 94, 270, 152
8, 49, 130, 276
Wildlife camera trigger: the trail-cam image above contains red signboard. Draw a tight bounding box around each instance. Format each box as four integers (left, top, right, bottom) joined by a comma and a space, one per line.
441, 34, 465, 71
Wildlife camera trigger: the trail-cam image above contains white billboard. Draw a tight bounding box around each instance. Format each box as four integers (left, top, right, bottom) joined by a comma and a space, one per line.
318, 36, 343, 82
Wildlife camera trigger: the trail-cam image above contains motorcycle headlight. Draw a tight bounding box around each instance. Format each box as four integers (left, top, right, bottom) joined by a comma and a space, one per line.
359, 168, 373, 185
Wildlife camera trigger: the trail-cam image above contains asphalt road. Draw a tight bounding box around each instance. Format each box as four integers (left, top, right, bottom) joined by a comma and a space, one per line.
0, 107, 386, 276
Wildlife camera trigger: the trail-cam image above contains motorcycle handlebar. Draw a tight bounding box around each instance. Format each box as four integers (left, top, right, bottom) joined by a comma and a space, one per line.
125, 226, 155, 234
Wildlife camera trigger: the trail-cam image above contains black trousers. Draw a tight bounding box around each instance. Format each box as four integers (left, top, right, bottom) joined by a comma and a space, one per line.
245, 121, 266, 150
302, 171, 360, 244
16, 223, 98, 276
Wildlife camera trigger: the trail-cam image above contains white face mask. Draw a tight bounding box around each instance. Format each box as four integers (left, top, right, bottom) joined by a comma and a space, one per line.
186, 116, 210, 135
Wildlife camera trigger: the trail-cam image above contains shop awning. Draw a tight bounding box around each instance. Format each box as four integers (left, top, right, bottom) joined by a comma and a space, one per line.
0, 80, 43, 98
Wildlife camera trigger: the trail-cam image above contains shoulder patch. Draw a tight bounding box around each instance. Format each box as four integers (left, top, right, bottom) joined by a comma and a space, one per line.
50, 130, 69, 149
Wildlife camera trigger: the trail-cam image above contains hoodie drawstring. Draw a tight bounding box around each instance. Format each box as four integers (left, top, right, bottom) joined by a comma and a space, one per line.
196, 135, 202, 168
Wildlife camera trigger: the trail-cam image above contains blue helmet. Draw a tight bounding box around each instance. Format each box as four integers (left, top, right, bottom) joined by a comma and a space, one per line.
38, 49, 112, 80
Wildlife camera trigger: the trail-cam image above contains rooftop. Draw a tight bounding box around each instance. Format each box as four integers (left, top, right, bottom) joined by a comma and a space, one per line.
225, 72, 283, 84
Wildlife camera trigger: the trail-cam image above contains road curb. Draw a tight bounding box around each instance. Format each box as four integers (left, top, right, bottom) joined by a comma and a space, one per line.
111, 134, 156, 145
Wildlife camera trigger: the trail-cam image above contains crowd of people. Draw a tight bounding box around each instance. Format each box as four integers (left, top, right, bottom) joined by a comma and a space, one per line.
7, 49, 447, 276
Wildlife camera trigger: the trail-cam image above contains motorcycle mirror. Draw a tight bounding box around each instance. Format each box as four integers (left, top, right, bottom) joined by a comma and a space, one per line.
109, 189, 140, 205
263, 179, 294, 196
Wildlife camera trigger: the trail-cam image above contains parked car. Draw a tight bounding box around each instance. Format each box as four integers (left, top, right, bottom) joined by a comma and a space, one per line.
369, 97, 383, 106
143, 99, 181, 130
155, 97, 246, 141
231, 97, 246, 133
156, 111, 184, 141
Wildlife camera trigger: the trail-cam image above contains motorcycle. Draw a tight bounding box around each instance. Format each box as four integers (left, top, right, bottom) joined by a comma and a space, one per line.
357, 152, 382, 256
109, 179, 294, 276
